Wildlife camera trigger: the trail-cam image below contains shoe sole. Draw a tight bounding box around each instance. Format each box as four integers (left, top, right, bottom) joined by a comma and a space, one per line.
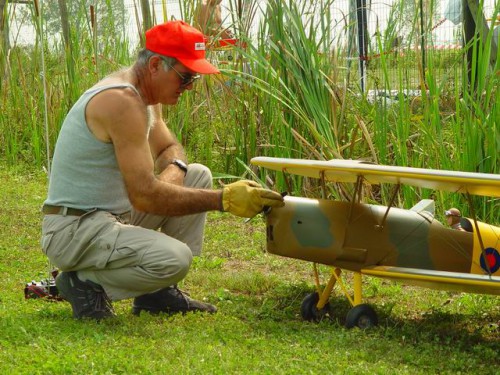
132, 305, 216, 316
132, 306, 169, 316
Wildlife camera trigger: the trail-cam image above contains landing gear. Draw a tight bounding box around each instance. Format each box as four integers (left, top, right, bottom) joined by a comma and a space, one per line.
300, 292, 330, 322
345, 304, 378, 329
302, 266, 378, 329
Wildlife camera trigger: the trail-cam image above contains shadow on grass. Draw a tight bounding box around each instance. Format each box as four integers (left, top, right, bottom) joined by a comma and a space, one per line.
17, 279, 499, 361
253, 280, 500, 350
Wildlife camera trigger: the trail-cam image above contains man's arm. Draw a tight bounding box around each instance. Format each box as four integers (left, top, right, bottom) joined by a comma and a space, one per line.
86, 88, 222, 216
147, 104, 187, 185
86, 87, 284, 218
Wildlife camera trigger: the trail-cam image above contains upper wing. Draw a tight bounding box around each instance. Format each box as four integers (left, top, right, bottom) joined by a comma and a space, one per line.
251, 157, 500, 198
361, 266, 500, 295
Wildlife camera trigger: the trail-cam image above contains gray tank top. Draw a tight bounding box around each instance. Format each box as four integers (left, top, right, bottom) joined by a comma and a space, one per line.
44, 83, 140, 214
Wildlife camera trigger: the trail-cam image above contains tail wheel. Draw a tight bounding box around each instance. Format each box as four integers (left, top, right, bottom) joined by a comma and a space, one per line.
345, 303, 378, 329
300, 292, 330, 322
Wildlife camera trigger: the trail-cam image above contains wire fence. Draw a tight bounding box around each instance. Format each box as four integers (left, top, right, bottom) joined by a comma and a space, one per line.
119, 0, 497, 92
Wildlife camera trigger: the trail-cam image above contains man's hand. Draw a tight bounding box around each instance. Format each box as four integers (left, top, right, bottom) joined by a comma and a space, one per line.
222, 180, 285, 218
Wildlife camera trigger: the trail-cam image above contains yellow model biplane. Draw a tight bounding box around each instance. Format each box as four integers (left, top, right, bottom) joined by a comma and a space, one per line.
251, 157, 500, 328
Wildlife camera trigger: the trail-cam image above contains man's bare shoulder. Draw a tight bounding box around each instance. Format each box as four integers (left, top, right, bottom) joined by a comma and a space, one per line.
86, 77, 147, 142
92, 85, 143, 111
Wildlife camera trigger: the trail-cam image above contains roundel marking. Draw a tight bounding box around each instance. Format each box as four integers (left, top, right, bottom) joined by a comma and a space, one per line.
479, 247, 500, 273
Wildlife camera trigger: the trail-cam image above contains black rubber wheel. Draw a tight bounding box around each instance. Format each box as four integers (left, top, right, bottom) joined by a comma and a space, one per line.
345, 304, 378, 329
300, 292, 330, 322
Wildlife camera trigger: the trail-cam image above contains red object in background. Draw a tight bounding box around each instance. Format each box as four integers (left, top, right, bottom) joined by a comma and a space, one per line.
218, 38, 237, 47
213, 39, 247, 49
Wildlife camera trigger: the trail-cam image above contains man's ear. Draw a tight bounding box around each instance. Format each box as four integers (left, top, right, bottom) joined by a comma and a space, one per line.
149, 55, 163, 73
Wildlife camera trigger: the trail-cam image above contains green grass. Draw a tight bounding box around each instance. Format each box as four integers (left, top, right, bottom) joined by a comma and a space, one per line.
1, 166, 499, 374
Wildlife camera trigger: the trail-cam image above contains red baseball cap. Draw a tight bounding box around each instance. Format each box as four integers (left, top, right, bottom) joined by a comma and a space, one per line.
145, 21, 219, 74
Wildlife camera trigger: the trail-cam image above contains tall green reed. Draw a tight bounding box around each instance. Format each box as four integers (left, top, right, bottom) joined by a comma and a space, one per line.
0, 0, 498, 222
1, 1, 131, 167
451, 2, 499, 220
222, 0, 498, 221
226, 1, 350, 161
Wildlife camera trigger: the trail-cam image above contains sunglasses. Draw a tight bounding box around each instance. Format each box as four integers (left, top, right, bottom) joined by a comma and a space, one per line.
168, 64, 201, 88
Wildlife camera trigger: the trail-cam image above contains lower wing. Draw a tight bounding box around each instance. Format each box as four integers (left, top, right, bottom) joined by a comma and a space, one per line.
361, 266, 500, 295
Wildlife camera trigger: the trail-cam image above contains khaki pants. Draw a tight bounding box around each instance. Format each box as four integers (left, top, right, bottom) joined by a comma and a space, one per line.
41, 164, 212, 301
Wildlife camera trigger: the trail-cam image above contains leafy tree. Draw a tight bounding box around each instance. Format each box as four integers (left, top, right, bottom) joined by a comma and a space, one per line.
15, 0, 127, 45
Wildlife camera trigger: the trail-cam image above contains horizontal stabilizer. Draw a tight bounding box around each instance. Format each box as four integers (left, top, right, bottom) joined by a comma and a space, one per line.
410, 199, 435, 215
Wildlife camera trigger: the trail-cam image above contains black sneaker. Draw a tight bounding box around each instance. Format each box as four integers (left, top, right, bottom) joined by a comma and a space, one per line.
132, 285, 217, 316
56, 271, 115, 320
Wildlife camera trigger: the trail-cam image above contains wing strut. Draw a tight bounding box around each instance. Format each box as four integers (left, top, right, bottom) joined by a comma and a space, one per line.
377, 184, 401, 230
348, 175, 364, 221
354, 175, 363, 203
282, 168, 294, 194
320, 170, 327, 199
466, 192, 492, 275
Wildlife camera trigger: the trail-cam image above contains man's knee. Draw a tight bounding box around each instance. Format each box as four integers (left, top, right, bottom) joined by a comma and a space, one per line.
144, 239, 193, 283
187, 163, 212, 189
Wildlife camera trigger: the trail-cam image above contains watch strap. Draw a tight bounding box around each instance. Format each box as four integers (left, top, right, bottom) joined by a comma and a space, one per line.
172, 159, 188, 175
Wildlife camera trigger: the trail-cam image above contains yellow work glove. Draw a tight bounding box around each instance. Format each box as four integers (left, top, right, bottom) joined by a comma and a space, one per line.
222, 180, 285, 218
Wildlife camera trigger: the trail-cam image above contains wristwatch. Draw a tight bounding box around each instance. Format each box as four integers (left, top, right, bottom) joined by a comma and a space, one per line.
171, 159, 188, 176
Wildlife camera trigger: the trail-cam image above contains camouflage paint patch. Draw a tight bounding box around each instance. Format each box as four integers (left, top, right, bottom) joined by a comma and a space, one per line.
387, 210, 434, 269
291, 203, 334, 248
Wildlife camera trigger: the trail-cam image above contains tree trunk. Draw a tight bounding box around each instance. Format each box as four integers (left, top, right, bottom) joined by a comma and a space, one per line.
0, 0, 9, 85
140, 0, 152, 46
1, 0, 8, 50
57, 0, 75, 97
463, 0, 497, 89
57, 0, 70, 50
